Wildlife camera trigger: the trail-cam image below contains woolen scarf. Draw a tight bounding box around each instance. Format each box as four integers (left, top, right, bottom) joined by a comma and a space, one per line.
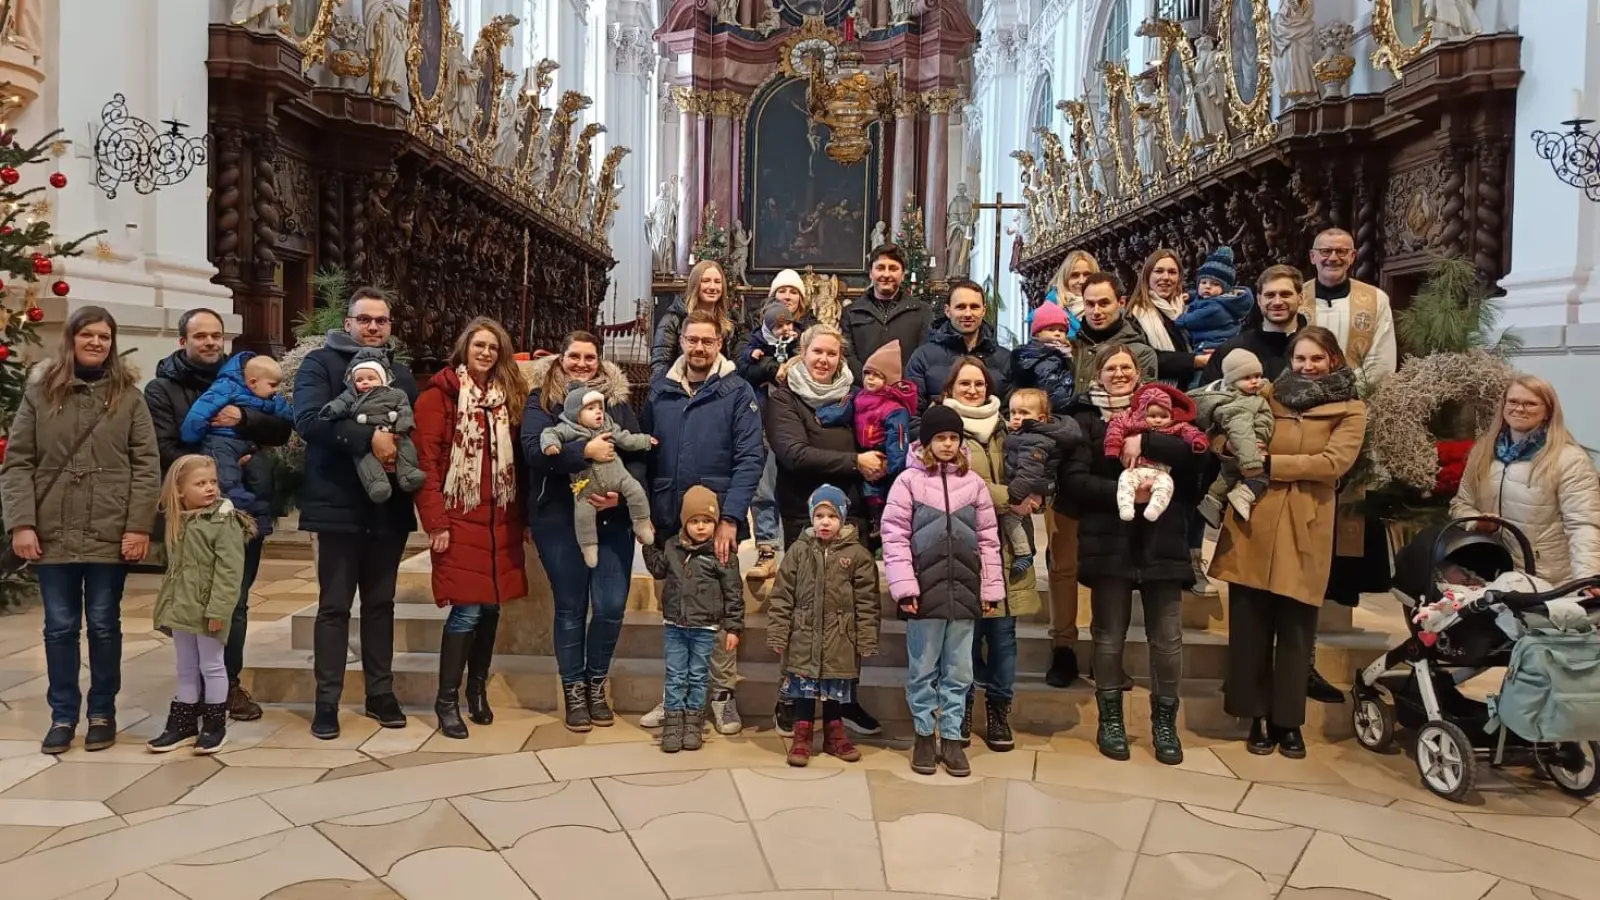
1089, 383, 1135, 421
786, 358, 854, 409
940, 395, 1002, 443
1272, 365, 1358, 412
444, 365, 516, 514
1131, 294, 1183, 353
1495, 426, 1547, 466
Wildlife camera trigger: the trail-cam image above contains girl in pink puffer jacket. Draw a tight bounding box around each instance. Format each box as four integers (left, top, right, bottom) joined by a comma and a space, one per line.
880, 404, 1003, 778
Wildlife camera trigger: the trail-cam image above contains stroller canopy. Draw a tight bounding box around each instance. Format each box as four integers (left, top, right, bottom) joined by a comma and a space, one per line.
1393, 523, 1519, 605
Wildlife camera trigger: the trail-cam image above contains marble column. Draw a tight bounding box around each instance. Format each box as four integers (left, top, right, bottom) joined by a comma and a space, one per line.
923, 90, 958, 276
890, 97, 919, 233
673, 87, 703, 273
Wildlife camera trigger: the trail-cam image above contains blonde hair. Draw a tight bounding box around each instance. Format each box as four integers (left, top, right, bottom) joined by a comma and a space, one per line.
448, 317, 528, 422
1464, 374, 1582, 494
1049, 249, 1100, 299
243, 355, 282, 381
798, 322, 847, 355
39, 306, 138, 412
684, 259, 734, 337
1008, 388, 1050, 418
159, 455, 218, 547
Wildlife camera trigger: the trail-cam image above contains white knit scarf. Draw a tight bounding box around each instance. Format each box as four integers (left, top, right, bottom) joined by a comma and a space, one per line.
1131, 292, 1184, 353
941, 395, 1002, 443
444, 365, 516, 513
786, 357, 854, 408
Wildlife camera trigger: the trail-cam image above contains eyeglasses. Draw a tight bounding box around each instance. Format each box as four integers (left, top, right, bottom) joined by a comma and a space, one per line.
352, 315, 391, 327
1504, 400, 1544, 411
683, 336, 720, 348
1312, 247, 1354, 259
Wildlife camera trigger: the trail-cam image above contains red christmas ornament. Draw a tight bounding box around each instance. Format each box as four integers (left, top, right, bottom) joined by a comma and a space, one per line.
26, 304, 44, 320
32, 256, 51, 276
0, 130, 12, 146
0, 166, 17, 185
0, 226, 12, 236
0, 436, 9, 464
49, 172, 67, 189
50, 281, 68, 298
0, 344, 10, 361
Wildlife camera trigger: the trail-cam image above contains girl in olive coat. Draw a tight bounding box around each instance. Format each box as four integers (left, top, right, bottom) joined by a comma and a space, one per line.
767, 485, 881, 767
147, 455, 255, 756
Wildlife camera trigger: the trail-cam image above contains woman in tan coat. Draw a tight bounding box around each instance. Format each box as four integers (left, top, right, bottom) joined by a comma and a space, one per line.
1210, 326, 1365, 760
1, 307, 160, 755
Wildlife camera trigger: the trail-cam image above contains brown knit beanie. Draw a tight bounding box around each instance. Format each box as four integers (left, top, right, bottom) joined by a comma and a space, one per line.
680, 485, 720, 530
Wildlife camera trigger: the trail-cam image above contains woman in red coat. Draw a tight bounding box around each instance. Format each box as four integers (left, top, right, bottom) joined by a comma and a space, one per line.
413, 317, 530, 739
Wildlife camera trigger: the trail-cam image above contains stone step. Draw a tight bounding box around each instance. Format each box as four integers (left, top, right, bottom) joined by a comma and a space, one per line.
263, 527, 432, 563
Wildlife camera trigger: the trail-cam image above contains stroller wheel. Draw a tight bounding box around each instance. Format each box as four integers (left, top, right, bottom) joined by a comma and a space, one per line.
1415, 721, 1476, 803
1353, 697, 1396, 752
1536, 742, 1600, 799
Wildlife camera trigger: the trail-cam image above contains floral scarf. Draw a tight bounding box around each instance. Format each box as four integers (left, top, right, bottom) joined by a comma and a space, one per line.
941, 394, 1002, 443
786, 357, 854, 409
1272, 366, 1358, 412
444, 365, 516, 513
1495, 426, 1547, 466
1088, 383, 1135, 421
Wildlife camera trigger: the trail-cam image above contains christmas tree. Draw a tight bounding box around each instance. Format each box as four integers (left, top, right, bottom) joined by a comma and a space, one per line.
0, 122, 104, 608
892, 193, 932, 304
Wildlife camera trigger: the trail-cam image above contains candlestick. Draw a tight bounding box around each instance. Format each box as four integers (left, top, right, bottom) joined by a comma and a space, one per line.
1574, 89, 1584, 121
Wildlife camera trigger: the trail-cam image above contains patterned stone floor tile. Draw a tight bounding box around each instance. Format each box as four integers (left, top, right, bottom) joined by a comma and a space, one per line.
30, 815, 128, 852
384, 846, 538, 899
260, 879, 404, 899
999, 827, 1138, 900
1211, 742, 1351, 786
316, 799, 490, 876
538, 735, 791, 781
733, 768, 873, 821
597, 769, 747, 829
418, 709, 550, 755
320, 760, 391, 781
1456, 810, 1600, 857
1480, 882, 1579, 900
1123, 851, 1277, 900
182, 767, 325, 806
1168, 746, 1240, 779
374, 751, 483, 769
879, 813, 1001, 899
1034, 741, 1249, 811
1577, 801, 1600, 837
1311, 743, 1585, 818
1238, 783, 1600, 900
62, 871, 189, 899
2, 761, 158, 801
1139, 802, 1312, 880
1388, 799, 1466, 825
0, 798, 115, 826
354, 718, 435, 759
520, 718, 657, 751
449, 779, 617, 848
1002, 781, 1155, 849
258, 711, 382, 752
0, 755, 56, 793
864, 768, 1008, 829
51, 741, 202, 767
502, 826, 666, 900
0, 670, 39, 695
630, 812, 775, 898
1276, 888, 1388, 899
147, 827, 369, 900
217, 748, 370, 769
1287, 832, 1498, 900
0, 798, 293, 900
263, 751, 550, 826
754, 807, 886, 891
0, 823, 54, 863
121, 805, 198, 825
0, 739, 37, 760
0, 709, 51, 740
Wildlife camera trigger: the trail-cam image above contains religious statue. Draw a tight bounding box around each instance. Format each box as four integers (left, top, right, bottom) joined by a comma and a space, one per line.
889, 0, 914, 27
645, 177, 680, 274
364, 0, 408, 103
1429, 0, 1482, 41
803, 268, 843, 326
446, 33, 484, 138
230, 0, 282, 32
870, 220, 888, 250
851, 3, 872, 39
0, 0, 43, 58
716, 0, 741, 27
729, 221, 751, 286
1271, 0, 1319, 104
1189, 35, 1228, 142
491, 83, 522, 169
529, 109, 556, 184
754, 0, 784, 37
945, 183, 976, 280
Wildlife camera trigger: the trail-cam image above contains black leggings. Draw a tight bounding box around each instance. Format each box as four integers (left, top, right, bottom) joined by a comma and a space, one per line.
792, 698, 844, 722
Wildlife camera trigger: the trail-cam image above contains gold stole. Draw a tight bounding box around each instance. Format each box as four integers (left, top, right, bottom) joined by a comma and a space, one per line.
1300, 279, 1379, 367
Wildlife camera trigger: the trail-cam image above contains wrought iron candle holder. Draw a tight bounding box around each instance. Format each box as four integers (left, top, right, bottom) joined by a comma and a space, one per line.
91, 94, 210, 199
1531, 118, 1600, 202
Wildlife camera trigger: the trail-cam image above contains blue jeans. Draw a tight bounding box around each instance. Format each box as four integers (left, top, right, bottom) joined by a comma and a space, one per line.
663, 625, 716, 712
223, 537, 264, 681
444, 603, 500, 635
751, 447, 780, 546
971, 616, 1018, 702
534, 518, 632, 684
37, 563, 128, 725
904, 618, 975, 739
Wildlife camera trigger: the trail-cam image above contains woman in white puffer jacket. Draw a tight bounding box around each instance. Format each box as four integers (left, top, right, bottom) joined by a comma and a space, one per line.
1450, 374, 1600, 584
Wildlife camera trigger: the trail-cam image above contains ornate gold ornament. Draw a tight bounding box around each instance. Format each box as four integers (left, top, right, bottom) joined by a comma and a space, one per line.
567, 121, 606, 222
294, 0, 346, 75
1369, 0, 1432, 80
1100, 62, 1142, 198
1058, 99, 1104, 223
545, 90, 592, 192
466, 14, 518, 164
804, 43, 899, 166
777, 16, 843, 78
1141, 17, 1197, 174
407, 0, 453, 128
592, 145, 630, 234
1216, 0, 1275, 147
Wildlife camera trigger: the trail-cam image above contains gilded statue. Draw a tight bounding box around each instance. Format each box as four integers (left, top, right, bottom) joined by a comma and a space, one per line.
567, 122, 607, 216
593, 146, 631, 235
365, 0, 407, 103
545, 91, 593, 191
803, 268, 842, 327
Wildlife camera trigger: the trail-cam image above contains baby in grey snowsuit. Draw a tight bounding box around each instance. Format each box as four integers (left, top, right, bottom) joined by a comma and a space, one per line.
541, 384, 656, 567
318, 351, 426, 504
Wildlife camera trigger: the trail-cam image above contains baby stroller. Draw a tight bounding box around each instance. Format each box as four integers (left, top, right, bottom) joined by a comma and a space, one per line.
1350, 515, 1600, 802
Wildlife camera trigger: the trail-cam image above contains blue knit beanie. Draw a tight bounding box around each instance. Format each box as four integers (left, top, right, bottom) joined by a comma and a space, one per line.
808, 484, 849, 520
1197, 246, 1237, 292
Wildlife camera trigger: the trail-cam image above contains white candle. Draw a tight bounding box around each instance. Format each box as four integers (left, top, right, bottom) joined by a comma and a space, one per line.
1573, 89, 1584, 120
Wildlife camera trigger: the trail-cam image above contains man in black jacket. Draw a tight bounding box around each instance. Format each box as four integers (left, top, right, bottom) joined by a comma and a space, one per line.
905, 279, 1013, 409
292, 287, 419, 740
840, 244, 932, 386
144, 308, 294, 722
1198, 272, 1305, 383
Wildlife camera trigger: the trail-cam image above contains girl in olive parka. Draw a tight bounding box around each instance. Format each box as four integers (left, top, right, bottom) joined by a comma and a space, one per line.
148, 455, 256, 756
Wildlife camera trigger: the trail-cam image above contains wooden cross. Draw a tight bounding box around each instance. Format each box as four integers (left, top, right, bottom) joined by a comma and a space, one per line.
972, 191, 1025, 294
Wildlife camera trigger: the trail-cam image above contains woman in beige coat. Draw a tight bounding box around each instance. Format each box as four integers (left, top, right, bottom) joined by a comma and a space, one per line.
1210, 326, 1365, 760
1, 307, 160, 755
1450, 374, 1600, 586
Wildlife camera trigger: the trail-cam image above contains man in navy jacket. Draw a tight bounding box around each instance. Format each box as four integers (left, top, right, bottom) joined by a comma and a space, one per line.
905, 279, 1013, 410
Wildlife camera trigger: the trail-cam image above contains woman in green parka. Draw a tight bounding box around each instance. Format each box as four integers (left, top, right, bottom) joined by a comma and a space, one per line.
146, 455, 256, 756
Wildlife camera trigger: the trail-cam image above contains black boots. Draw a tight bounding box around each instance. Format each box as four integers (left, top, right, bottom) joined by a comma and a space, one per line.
465, 608, 499, 726
436, 630, 472, 740
1150, 696, 1183, 766
960, 692, 975, 746
562, 681, 592, 732
1308, 665, 1344, 704
195, 703, 228, 754
587, 676, 615, 726
1095, 690, 1130, 760
984, 697, 1015, 752
148, 701, 200, 753
1275, 725, 1307, 759
1247, 717, 1275, 755
1045, 646, 1079, 689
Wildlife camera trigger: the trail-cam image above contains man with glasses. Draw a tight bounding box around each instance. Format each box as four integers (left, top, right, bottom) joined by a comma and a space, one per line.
641, 310, 765, 734
292, 287, 420, 740
1303, 228, 1396, 383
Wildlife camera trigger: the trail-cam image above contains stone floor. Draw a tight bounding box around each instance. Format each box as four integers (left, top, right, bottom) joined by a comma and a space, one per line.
0, 560, 1596, 900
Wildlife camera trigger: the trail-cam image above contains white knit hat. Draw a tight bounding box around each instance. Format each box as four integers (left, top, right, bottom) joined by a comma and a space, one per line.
348, 360, 391, 386
768, 269, 806, 299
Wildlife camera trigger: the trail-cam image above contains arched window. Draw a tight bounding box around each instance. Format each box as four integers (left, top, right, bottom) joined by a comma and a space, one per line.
1028, 78, 1054, 159
1099, 0, 1130, 67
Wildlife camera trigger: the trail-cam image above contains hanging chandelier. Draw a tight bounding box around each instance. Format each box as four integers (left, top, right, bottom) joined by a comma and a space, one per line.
803, 44, 898, 166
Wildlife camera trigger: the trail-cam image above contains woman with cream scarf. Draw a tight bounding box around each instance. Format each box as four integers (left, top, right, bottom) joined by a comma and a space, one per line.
1126, 248, 1213, 385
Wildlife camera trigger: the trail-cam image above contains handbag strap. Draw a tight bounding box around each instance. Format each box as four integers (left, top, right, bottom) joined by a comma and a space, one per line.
32, 400, 110, 504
